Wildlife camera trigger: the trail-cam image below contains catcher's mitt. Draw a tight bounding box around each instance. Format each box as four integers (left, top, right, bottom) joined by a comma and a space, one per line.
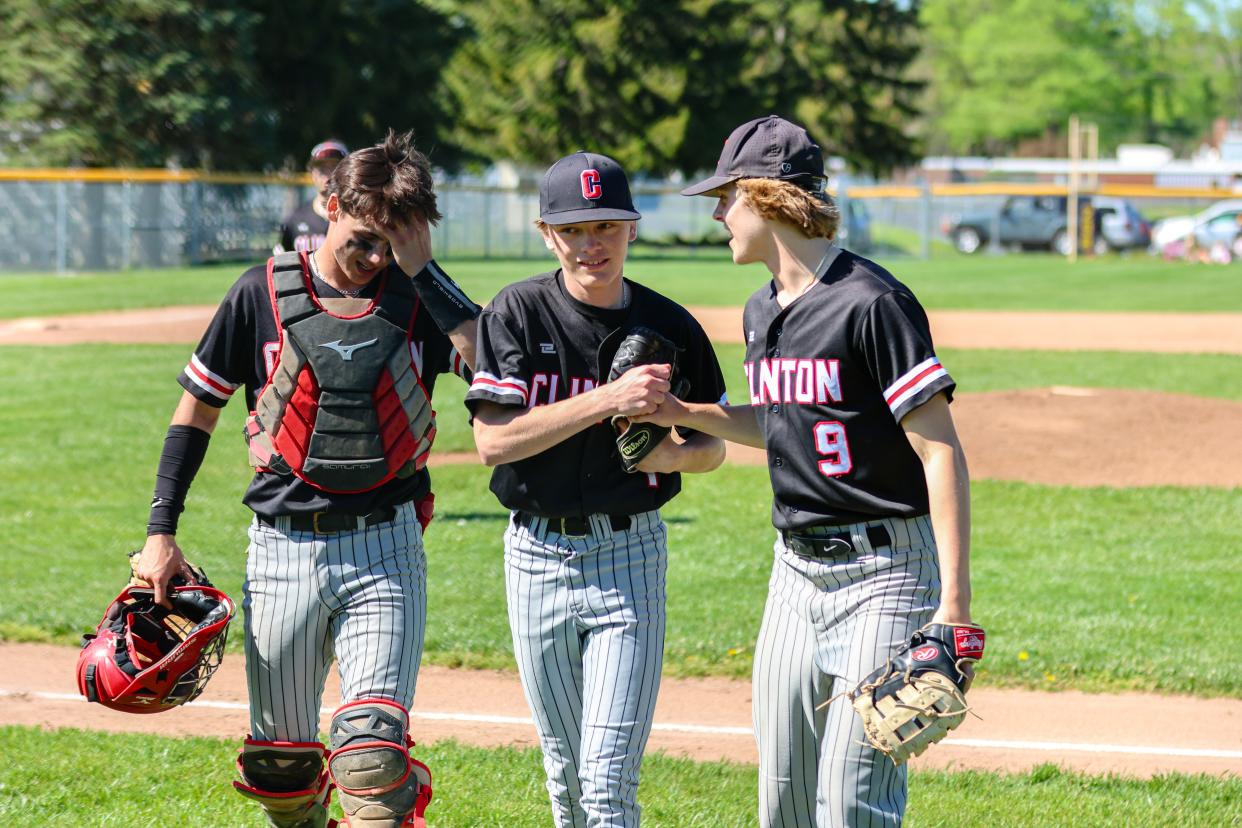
607, 326, 689, 472
849, 622, 985, 765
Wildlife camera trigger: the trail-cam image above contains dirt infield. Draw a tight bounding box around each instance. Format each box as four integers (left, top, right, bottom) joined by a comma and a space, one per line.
4, 306, 1240, 778
5, 305, 1242, 353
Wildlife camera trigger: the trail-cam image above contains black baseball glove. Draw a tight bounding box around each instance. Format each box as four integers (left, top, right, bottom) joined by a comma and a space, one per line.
849, 623, 986, 765
607, 326, 689, 473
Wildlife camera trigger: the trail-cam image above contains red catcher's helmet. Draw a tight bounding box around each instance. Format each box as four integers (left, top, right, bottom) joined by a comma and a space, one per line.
76, 584, 235, 714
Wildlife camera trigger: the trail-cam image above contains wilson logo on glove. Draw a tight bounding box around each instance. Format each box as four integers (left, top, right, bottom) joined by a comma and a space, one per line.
606, 326, 689, 473
621, 431, 650, 457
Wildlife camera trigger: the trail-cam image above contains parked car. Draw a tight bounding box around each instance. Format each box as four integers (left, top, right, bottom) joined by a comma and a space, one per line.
1094, 196, 1152, 252
1150, 199, 1242, 252
943, 195, 1150, 255
837, 198, 873, 253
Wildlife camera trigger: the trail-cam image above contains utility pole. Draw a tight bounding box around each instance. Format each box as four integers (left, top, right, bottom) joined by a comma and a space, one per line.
1066, 117, 1099, 262
1068, 116, 1080, 263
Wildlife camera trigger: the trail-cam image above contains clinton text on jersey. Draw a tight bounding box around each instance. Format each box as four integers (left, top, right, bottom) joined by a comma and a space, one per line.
744, 358, 842, 406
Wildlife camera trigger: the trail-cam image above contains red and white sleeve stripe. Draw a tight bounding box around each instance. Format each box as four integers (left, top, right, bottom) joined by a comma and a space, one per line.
449, 347, 467, 379
883, 357, 947, 415
183, 354, 239, 402
469, 371, 529, 405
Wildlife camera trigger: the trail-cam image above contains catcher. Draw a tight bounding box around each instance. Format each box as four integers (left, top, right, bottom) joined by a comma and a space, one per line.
465, 151, 727, 827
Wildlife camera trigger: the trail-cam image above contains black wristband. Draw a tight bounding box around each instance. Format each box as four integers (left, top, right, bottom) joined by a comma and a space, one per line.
411, 259, 481, 334
146, 424, 211, 536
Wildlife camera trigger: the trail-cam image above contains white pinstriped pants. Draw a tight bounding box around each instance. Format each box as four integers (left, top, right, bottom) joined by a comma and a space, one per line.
753, 514, 941, 828
504, 510, 668, 828
243, 501, 427, 742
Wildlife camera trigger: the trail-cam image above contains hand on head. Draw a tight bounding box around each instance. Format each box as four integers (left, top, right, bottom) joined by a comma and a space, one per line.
383, 216, 433, 277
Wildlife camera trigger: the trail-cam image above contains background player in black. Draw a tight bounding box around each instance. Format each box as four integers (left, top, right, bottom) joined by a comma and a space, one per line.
132, 130, 479, 828
465, 152, 727, 827
275, 139, 348, 254
645, 116, 975, 827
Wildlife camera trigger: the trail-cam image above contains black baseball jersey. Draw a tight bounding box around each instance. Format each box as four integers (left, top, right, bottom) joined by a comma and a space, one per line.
464, 270, 727, 517
744, 248, 955, 530
277, 202, 329, 254
178, 259, 468, 518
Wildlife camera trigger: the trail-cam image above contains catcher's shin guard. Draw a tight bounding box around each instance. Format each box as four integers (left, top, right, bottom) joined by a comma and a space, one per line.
328, 699, 433, 828
233, 739, 333, 828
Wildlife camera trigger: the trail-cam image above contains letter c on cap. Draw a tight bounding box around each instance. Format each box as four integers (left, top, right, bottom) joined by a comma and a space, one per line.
581, 169, 602, 200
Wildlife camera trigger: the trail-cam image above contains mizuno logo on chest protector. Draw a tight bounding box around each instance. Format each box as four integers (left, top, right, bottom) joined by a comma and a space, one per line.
244, 252, 437, 494
320, 338, 379, 361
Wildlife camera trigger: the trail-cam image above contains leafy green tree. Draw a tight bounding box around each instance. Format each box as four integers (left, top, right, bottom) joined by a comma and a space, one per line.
1188, 0, 1242, 118
0, 0, 270, 167
919, 0, 1238, 155
920, 0, 1126, 154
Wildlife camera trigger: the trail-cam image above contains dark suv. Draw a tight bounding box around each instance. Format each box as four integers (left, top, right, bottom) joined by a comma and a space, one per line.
944, 195, 1150, 255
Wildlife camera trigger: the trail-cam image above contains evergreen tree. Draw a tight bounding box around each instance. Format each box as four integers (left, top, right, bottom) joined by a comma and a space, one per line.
0, 0, 270, 167
443, 0, 923, 175
238, 0, 467, 170
745, 0, 924, 175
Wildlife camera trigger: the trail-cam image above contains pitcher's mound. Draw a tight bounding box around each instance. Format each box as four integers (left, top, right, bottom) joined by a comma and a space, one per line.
725, 388, 1242, 488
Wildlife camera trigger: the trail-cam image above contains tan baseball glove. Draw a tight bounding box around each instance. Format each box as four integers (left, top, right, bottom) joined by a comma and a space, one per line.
849, 622, 986, 765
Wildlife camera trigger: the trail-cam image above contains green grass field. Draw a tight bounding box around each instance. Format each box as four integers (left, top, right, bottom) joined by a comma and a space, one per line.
1, 344, 1240, 694
3, 251, 1242, 318
0, 727, 1237, 828
3, 256, 1239, 825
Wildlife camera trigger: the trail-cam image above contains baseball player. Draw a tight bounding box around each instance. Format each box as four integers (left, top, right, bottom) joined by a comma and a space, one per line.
465, 152, 728, 827
132, 130, 481, 828
645, 115, 975, 827
275, 139, 349, 254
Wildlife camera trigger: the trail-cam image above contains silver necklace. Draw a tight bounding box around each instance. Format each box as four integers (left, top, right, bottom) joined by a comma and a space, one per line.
309, 253, 364, 298
790, 246, 837, 300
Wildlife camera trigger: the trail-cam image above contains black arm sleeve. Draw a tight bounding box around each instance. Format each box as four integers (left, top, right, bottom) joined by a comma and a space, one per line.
409, 259, 482, 334
146, 425, 212, 536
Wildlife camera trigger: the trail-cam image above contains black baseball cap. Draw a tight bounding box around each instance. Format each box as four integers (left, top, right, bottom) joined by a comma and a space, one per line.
539, 152, 641, 225
681, 115, 825, 196
309, 139, 349, 166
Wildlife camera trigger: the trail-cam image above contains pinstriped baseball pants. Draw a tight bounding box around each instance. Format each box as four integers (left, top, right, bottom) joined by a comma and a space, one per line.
504, 510, 668, 828
243, 501, 427, 742
754, 514, 941, 828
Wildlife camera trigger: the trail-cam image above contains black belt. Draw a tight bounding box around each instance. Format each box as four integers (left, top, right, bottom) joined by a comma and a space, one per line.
781, 524, 891, 557
258, 505, 398, 534
514, 510, 632, 537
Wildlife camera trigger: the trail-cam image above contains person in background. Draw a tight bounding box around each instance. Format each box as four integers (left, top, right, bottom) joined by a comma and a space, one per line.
275, 139, 349, 254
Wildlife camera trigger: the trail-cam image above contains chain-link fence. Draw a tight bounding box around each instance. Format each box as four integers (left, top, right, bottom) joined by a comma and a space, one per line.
0, 173, 1237, 272
0, 178, 722, 273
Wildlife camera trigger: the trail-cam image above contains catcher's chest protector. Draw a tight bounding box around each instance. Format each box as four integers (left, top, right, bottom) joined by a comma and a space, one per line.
245, 253, 436, 493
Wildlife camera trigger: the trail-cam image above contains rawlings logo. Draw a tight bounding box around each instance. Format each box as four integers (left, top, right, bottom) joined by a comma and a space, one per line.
954, 626, 986, 659
911, 645, 939, 662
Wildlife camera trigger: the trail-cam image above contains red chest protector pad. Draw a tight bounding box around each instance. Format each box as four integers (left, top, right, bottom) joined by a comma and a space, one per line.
244, 252, 436, 493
